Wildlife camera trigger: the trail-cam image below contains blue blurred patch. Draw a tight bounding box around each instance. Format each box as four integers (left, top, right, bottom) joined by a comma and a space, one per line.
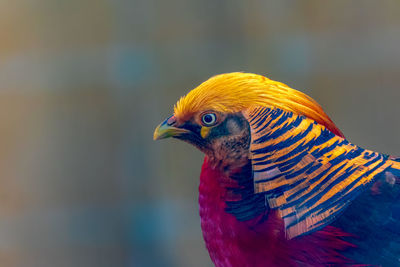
108, 45, 159, 90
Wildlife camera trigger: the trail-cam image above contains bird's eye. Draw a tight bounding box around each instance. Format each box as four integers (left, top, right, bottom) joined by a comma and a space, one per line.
201, 113, 217, 126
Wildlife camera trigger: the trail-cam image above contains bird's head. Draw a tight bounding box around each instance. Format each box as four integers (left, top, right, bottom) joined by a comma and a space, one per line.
154, 72, 343, 169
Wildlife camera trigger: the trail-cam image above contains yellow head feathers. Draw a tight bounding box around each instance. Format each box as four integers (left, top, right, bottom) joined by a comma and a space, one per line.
174, 72, 344, 137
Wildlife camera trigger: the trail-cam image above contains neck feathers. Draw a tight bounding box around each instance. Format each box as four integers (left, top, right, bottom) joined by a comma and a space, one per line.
246, 106, 394, 238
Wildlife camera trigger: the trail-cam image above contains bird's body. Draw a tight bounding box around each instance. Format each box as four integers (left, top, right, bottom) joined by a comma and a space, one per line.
199, 158, 355, 267
154, 73, 400, 266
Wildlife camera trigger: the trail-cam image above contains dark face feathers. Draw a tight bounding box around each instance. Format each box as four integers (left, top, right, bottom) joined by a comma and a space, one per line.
174, 112, 251, 170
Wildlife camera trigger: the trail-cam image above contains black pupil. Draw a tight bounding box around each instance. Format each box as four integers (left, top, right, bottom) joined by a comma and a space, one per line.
203, 114, 214, 124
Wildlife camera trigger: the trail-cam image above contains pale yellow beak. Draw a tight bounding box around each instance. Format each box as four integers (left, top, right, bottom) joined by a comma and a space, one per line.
153, 116, 189, 140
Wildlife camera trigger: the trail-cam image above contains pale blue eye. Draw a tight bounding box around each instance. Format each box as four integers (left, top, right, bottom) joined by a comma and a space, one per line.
201, 113, 217, 126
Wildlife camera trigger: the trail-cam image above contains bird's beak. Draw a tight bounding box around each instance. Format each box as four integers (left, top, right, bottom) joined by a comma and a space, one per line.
153, 116, 189, 140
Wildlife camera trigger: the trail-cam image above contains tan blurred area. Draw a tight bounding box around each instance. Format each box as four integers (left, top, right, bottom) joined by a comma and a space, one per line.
0, 1, 399, 266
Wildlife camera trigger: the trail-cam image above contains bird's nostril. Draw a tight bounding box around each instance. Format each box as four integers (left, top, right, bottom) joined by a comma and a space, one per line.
167, 115, 177, 126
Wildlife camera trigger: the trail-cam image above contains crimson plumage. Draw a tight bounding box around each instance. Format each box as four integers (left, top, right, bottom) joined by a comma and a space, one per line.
154, 73, 400, 266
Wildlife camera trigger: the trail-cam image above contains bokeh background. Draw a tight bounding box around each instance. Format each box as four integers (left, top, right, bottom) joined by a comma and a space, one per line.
1, 1, 400, 266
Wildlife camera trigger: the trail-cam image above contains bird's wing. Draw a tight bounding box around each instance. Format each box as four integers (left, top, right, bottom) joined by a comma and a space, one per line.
332, 159, 400, 265
244, 106, 396, 239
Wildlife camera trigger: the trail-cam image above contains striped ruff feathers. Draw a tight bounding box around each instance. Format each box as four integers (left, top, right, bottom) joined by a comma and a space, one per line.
244, 106, 396, 239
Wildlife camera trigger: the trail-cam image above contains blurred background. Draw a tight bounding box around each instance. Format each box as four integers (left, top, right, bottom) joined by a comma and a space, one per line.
0, 1, 399, 266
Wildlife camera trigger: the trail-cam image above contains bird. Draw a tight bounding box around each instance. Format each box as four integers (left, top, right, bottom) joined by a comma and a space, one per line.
153, 72, 400, 266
